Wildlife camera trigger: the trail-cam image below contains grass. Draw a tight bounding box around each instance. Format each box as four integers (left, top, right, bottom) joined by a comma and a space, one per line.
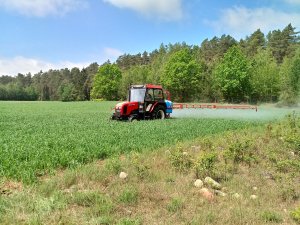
261, 211, 283, 223
0, 114, 299, 224
118, 186, 139, 204
0, 101, 299, 224
167, 198, 184, 213
291, 206, 300, 223
0, 101, 259, 183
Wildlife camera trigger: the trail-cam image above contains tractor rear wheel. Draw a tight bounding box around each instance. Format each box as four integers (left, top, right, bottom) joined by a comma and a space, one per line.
153, 106, 166, 120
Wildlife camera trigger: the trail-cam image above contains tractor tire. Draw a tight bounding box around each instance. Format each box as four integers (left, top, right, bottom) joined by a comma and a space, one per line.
128, 116, 138, 122
153, 106, 166, 120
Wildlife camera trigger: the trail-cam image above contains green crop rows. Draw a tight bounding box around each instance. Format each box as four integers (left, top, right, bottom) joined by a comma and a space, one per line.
0, 101, 258, 183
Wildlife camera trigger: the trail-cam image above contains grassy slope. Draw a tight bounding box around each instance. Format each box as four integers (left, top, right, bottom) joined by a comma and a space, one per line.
0, 114, 299, 224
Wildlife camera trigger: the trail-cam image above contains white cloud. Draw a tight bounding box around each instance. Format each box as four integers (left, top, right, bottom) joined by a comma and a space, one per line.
206, 6, 300, 39
0, 56, 90, 76
284, 0, 300, 4
0, 0, 88, 17
104, 47, 123, 59
103, 0, 183, 21
0, 47, 123, 76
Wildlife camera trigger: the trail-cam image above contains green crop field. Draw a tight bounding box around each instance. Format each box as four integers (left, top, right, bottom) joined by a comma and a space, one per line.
0, 101, 260, 183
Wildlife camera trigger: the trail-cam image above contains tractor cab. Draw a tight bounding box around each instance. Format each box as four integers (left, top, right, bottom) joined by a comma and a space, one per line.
111, 84, 173, 121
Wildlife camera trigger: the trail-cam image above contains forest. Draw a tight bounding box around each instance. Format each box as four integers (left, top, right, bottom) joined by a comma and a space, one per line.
0, 24, 299, 105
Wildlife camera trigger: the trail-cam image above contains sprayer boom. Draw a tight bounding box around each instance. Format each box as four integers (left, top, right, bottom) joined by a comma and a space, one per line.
173, 103, 258, 112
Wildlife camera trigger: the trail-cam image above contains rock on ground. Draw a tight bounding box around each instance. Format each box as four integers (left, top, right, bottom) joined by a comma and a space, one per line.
200, 188, 214, 201
250, 194, 258, 200
204, 177, 221, 190
214, 190, 227, 197
119, 172, 128, 179
194, 179, 204, 188
232, 193, 241, 199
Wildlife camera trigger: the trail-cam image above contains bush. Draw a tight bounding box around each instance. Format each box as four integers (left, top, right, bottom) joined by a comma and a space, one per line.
194, 152, 217, 178
224, 140, 256, 166
131, 153, 150, 180
276, 160, 300, 173
169, 144, 193, 173
276, 113, 300, 152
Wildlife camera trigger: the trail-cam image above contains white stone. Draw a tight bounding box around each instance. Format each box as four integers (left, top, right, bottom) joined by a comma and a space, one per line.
119, 172, 128, 179
232, 193, 241, 199
250, 195, 257, 200
215, 190, 227, 197
253, 186, 258, 191
194, 179, 204, 188
204, 177, 221, 190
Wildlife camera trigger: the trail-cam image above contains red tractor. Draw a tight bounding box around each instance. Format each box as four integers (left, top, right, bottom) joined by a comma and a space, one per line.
111, 84, 173, 121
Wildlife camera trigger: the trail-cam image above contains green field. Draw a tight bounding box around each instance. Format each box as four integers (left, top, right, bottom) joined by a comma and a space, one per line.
0, 101, 259, 183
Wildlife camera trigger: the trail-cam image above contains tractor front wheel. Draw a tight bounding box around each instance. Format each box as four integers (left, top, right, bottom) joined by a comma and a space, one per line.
128, 116, 138, 122
153, 107, 166, 120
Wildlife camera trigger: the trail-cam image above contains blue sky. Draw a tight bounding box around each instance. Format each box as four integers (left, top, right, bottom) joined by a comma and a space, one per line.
1, 0, 300, 75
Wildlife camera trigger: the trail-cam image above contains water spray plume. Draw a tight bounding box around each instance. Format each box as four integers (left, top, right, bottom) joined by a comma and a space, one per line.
172, 105, 300, 121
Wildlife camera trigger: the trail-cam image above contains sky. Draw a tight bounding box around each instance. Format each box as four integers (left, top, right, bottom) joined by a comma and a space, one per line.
1, 0, 300, 76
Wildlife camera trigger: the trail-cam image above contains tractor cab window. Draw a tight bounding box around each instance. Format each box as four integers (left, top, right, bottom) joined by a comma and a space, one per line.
145, 89, 154, 101
130, 88, 146, 102
154, 89, 164, 101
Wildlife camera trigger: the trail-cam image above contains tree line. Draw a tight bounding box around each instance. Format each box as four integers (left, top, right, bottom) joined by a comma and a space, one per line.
0, 63, 99, 101
1, 24, 299, 105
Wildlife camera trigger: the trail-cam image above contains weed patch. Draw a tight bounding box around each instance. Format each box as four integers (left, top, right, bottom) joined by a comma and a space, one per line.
261, 211, 283, 223
291, 206, 300, 223
167, 198, 184, 213
118, 187, 138, 204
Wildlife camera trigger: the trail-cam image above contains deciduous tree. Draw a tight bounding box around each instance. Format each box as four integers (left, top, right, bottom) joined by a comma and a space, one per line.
162, 48, 203, 102
91, 62, 122, 100
251, 49, 280, 102
214, 46, 252, 103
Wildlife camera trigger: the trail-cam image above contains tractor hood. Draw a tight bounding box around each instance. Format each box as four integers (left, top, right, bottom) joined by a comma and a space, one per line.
114, 101, 139, 117
115, 101, 139, 110
115, 101, 128, 110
